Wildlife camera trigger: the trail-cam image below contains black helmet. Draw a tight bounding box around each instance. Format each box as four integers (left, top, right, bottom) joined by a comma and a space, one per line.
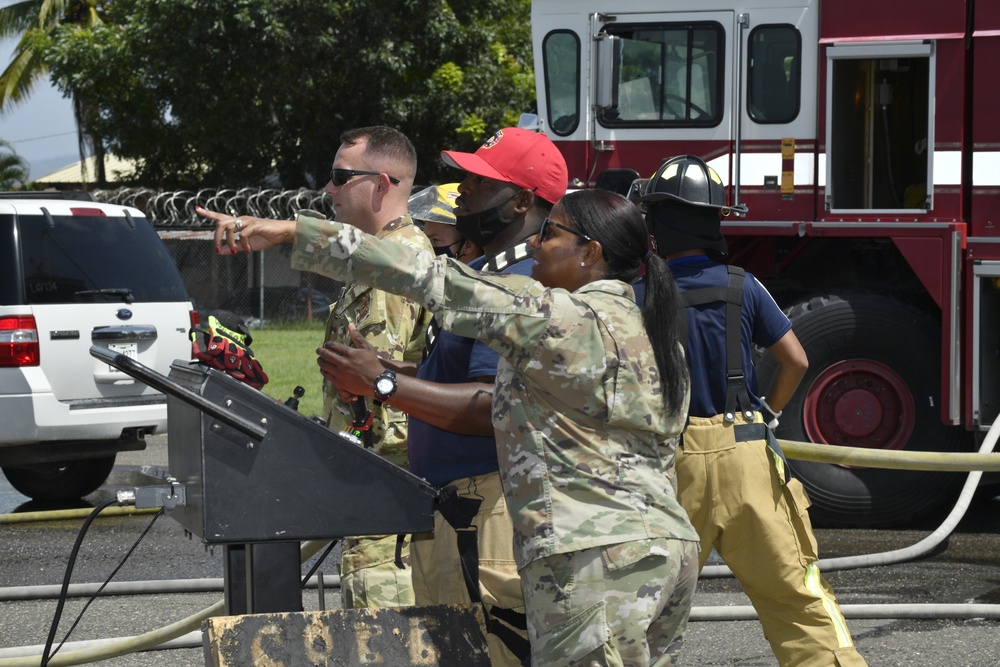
640, 155, 747, 216
641, 155, 745, 261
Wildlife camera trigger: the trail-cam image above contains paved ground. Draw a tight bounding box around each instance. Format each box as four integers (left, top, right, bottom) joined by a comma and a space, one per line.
1, 434, 998, 665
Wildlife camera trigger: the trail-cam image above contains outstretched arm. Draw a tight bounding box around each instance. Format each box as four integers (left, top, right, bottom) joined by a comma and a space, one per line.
204, 210, 548, 367
195, 207, 297, 254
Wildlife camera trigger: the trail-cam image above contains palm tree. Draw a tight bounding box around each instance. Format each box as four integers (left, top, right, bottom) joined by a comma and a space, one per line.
0, 138, 30, 188
0, 1, 108, 183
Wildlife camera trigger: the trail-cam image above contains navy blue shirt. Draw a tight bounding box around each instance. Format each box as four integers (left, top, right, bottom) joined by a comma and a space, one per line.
637, 256, 790, 417
407, 255, 534, 486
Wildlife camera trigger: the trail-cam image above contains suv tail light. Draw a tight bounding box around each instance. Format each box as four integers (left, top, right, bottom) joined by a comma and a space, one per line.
0, 315, 40, 367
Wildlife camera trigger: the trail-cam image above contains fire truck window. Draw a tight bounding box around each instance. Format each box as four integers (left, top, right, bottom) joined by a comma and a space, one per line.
600, 22, 724, 128
747, 25, 801, 124
543, 31, 580, 136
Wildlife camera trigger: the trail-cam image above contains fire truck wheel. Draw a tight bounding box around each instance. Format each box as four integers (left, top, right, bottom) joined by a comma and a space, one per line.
756, 292, 971, 528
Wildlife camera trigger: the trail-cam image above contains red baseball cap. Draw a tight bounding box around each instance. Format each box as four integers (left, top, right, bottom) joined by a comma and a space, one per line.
441, 128, 569, 205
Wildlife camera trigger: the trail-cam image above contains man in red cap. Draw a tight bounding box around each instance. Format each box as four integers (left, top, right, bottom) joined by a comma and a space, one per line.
319, 127, 568, 666
441, 126, 568, 262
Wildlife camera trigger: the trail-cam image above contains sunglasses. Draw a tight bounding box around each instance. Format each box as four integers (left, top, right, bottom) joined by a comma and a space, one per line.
329, 169, 401, 187
538, 217, 593, 243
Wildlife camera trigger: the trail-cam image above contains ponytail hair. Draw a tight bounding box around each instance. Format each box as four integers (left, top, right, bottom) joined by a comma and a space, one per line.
559, 189, 690, 417
640, 254, 690, 418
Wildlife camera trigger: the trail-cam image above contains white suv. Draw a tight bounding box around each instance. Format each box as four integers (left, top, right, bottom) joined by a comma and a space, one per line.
0, 192, 195, 500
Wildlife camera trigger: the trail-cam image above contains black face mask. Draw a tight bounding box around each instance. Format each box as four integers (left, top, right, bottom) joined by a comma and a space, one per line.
455, 193, 519, 247
433, 242, 461, 259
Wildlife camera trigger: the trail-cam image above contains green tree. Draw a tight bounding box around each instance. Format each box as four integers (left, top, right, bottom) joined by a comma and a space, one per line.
0, 1, 111, 183
0, 138, 30, 188
41, 0, 534, 189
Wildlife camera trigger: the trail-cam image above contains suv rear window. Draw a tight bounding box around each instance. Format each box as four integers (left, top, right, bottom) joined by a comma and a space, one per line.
5, 213, 188, 305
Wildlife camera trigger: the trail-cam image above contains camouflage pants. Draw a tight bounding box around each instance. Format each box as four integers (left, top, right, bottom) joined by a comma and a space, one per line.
340, 534, 414, 609
521, 537, 699, 667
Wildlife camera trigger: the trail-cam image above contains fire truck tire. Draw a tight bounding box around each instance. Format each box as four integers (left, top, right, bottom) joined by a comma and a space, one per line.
757, 292, 970, 527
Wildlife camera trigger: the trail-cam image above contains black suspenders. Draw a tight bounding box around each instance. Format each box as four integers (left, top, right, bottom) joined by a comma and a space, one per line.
678, 265, 755, 423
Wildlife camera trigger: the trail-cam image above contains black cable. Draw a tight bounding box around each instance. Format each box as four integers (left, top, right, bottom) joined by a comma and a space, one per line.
48, 507, 166, 662
40, 498, 117, 667
300, 540, 339, 588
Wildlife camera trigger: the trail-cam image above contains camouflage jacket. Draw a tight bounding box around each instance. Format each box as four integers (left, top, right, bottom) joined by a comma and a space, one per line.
321, 215, 432, 469
292, 215, 698, 566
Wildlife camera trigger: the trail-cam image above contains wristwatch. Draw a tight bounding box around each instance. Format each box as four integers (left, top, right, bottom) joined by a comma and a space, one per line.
373, 369, 398, 404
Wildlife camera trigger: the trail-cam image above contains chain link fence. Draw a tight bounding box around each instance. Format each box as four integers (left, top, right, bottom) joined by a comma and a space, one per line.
93, 187, 341, 328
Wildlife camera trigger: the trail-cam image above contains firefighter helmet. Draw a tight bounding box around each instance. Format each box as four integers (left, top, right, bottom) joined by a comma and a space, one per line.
641, 156, 740, 261
408, 183, 460, 225
640, 155, 746, 216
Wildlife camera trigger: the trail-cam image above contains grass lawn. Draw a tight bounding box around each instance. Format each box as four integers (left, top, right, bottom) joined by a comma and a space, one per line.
251, 321, 328, 420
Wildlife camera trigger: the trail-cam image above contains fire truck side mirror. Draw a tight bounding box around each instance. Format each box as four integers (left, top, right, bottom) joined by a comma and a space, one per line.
595, 33, 621, 111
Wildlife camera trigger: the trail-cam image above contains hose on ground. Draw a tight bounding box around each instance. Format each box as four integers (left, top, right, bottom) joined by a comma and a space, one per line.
0, 540, 332, 667
690, 603, 1000, 621
0, 506, 159, 525
0, 574, 340, 602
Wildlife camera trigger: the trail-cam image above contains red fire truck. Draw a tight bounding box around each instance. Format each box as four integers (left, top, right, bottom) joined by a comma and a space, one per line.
529, 0, 1000, 526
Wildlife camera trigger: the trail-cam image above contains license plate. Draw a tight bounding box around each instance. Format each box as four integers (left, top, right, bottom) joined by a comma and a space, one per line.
107, 342, 138, 372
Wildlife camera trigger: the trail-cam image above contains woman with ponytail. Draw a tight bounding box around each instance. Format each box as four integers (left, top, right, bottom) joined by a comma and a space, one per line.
201, 187, 700, 667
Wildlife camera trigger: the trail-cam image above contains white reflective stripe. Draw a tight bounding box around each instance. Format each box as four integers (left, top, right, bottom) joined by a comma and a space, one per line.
709, 150, 971, 187
934, 150, 962, 186
706, 155, 732, 184
712, 152, 823, 187
974, 152, 1000, 186
803, 562, 854, 648
719, 153, 819, 187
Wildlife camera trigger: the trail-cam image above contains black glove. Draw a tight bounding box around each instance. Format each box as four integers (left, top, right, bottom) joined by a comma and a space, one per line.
190, 311, 268, 389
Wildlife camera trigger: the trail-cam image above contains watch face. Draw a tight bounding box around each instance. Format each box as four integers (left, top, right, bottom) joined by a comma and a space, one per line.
376, 378, 394, 395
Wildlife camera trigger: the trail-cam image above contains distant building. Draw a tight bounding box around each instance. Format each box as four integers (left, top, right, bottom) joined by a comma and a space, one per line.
33, 154, 137, 188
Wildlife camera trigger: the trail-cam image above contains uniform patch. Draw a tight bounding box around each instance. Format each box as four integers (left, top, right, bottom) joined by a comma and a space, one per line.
482, 129, 503, 149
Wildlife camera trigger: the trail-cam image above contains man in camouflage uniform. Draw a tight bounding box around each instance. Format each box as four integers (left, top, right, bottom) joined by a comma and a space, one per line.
320, 126, 432, 608
205, 187, 701, 666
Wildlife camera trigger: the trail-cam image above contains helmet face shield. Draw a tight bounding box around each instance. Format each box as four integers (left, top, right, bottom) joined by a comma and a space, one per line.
646, 199, 728, 261
408, 183, 460, 226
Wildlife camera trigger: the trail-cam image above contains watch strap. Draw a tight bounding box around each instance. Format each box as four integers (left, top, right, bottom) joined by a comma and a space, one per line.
373, 368, 398, 404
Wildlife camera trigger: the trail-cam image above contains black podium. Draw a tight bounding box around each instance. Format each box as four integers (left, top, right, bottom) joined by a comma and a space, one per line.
89, 346, 438, 614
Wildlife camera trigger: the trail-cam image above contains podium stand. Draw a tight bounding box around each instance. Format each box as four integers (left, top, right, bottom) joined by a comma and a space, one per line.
89, 347, 437, 613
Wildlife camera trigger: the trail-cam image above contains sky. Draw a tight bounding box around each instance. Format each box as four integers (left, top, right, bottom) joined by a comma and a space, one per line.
0, 9, 81, 181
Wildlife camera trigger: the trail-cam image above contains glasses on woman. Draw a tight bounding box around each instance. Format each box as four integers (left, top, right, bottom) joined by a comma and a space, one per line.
329, 169, 401, 187
538, 217, 592, 243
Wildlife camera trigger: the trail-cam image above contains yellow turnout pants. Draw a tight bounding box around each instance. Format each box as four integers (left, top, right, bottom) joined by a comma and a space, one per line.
677, 414, 867, 667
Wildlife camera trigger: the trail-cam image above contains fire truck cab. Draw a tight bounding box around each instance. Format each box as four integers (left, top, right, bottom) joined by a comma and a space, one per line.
531, 0, 1000, 526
